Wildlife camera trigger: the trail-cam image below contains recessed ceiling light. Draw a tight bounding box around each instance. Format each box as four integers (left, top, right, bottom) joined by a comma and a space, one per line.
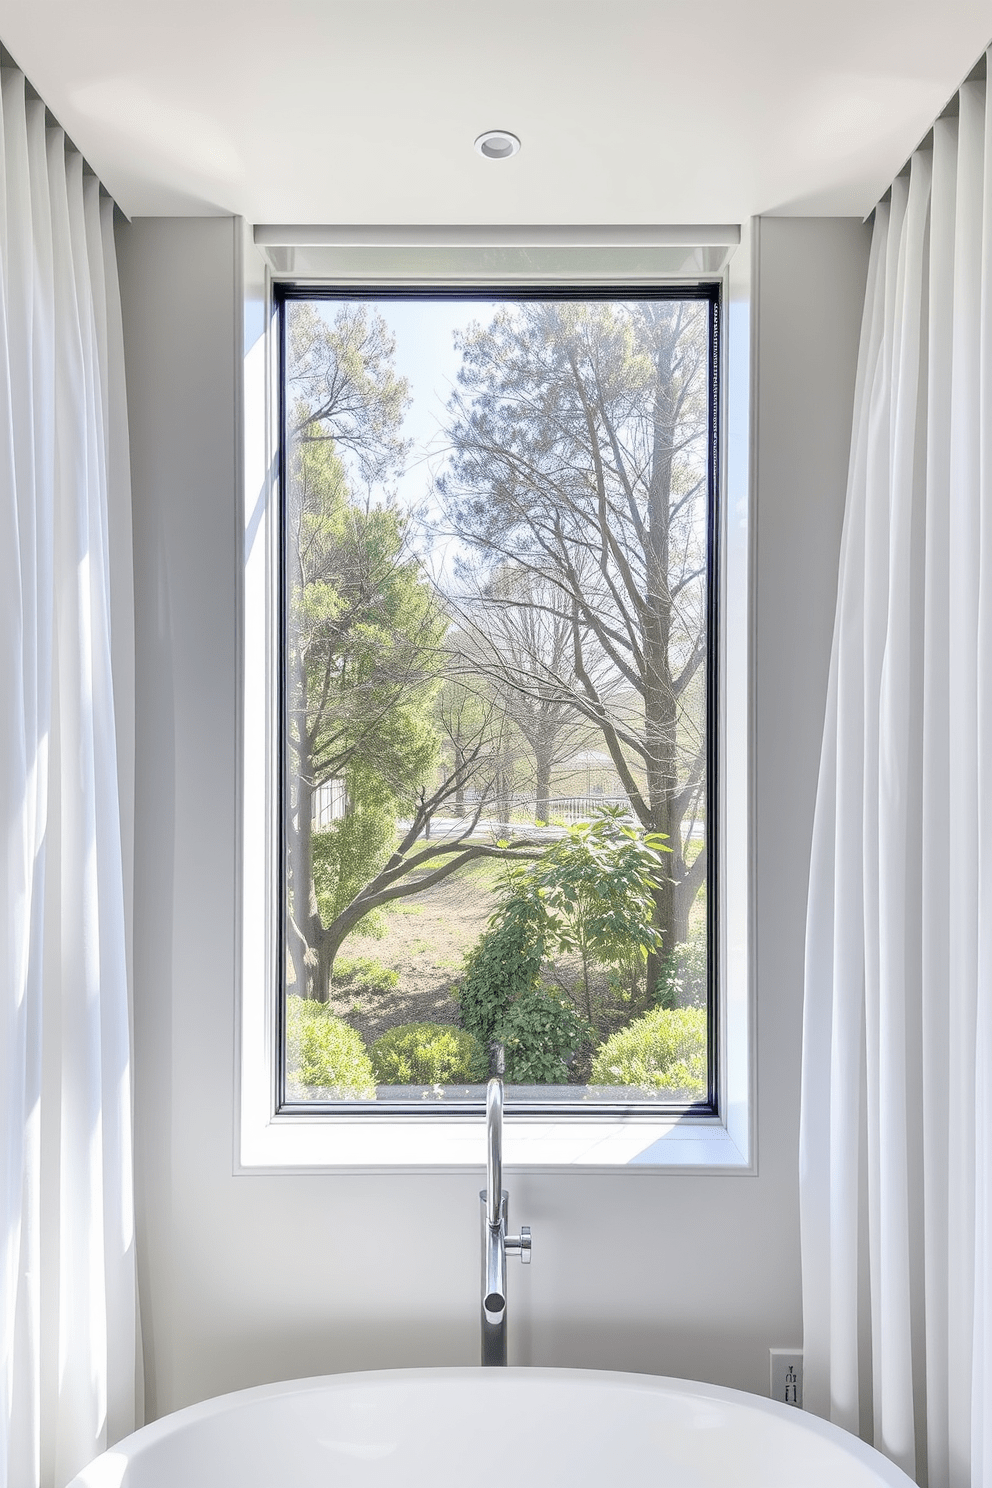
475, 130, 521, 160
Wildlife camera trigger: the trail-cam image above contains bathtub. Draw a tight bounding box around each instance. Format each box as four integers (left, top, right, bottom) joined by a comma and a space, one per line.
68, 1366, 914, 1487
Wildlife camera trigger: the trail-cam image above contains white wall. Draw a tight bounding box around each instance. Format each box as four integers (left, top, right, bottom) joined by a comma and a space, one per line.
116, 214, 870, 1422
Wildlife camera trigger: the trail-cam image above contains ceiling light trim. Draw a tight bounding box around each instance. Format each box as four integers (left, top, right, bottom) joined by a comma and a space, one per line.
474, 130, 521, 159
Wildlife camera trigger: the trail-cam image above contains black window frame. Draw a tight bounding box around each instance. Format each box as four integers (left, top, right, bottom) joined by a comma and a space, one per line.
274, 280, 722, 1120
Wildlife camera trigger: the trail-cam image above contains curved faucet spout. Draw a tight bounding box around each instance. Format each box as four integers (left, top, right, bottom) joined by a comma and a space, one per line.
486, 1077, 503, 1230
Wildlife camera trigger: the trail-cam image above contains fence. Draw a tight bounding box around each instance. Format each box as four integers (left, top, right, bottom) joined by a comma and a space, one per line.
459, 792, 634, 825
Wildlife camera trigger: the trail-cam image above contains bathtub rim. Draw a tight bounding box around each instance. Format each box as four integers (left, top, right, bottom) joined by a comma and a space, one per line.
68, 1365, 914, 1487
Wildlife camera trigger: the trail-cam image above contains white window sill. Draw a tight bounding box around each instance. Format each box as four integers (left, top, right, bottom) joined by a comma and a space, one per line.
237, 1108, 751, 1173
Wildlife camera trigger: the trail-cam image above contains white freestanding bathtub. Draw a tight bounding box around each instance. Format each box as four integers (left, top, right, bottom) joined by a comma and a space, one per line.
68, 1367, 914, 1487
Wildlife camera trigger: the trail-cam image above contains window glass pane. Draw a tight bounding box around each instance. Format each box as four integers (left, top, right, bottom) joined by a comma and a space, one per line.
280, 292, 716, 1109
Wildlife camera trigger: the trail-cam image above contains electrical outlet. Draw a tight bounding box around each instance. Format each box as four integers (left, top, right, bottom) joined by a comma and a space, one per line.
769, 1348, 803, 1408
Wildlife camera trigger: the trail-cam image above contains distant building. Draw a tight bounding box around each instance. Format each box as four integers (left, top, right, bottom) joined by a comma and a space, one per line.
311, 777, 347, 829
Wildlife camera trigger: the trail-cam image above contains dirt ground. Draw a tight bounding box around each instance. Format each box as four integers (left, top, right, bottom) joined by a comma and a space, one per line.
325, 865, 497, 1044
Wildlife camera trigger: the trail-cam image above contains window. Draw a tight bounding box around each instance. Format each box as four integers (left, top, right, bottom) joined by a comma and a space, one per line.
239, 227, 752, 1169
276, 285, 719, 1116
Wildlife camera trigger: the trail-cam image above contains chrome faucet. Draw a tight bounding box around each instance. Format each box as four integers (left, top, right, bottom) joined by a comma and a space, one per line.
480, 1049, 531, 1366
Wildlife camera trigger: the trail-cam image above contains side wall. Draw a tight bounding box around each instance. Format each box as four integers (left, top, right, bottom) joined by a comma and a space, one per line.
116, 215, 869, 1419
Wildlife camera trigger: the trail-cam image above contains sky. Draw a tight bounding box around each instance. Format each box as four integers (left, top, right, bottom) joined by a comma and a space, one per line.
327, 296, 498, 580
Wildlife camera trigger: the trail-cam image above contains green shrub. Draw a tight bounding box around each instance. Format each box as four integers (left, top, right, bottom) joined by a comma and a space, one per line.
457, 891, 551, 1048
285, 996, 376, 1097
370, 1023, 479, 1085
520, 809, 668, 1019
496, 983, 590, 1085
458, 808, 670, 1051
332, 955, 398, 995
589, 1006, 706, 1096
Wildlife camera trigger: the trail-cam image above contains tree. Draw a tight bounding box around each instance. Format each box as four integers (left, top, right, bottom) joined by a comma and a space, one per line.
462, 809, 669, 1024
440, 299, 711, 975
284, 422, 445, 999
434, 667, 522, 822
310, 753, 545, 970
283, 300, 549, 999
449, 564, 602, 820
287, 300, 410, 478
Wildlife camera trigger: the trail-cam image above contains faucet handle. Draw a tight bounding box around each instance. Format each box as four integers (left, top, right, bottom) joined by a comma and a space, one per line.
506, 1225, 532, 1264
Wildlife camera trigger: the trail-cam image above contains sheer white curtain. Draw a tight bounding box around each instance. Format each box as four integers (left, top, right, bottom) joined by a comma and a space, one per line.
801, 58, 992, 1488
0, 65, 139, 1488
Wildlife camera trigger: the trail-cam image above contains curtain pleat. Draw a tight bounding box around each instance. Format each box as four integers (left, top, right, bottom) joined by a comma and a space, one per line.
921, 112, 957, 1488
0, 63, 139, 1488
972, 47, 992, 1486
802, 55, 992, 1488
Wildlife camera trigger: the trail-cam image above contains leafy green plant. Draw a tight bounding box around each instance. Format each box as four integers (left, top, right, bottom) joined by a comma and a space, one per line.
589, 1006, 706, 1096
285, 996, 376, 1097
498, 984, 590, 1084
457, 888, 555, 1048
370, 1023, 479, 1085
457, 809, 670, 1081
459, 808, 669, 1039
532, 810, 670, 1017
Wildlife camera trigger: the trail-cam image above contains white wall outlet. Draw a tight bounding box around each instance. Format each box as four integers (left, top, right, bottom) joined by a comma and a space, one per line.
769, 1348, 803, 1408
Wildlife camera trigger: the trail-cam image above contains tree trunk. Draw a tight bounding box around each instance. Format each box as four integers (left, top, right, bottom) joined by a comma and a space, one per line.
287, 771, 342, 1004
453, 744, 466, 817
534, 748, 552, 822
287, 774, 316, 996
495, 763, 513, 826
672, 840, 707, 946
641, 318, 681, 992
315, 931, 337, 1002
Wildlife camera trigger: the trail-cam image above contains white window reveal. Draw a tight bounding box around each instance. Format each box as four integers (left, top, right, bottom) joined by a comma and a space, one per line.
238, 228, 752, 1169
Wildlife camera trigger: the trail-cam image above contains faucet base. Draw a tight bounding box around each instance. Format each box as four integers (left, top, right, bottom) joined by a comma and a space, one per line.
480, 1309, 507, 1368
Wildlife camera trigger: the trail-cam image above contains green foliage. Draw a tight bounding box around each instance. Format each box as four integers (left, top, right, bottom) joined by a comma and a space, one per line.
287, 301, 411, 487
654, 935, 707, 1010
532, 809, 669, 1010
311, 774, 396, 929
283, 306, 452, 997
370, 1023, 479, 1085
497, 984, 590, 1085
332, 955, 398, 995
285, 996, 376, 1097
457, 809, 669, 1080
286, 441, 445, 807
461, 809, 669, 1030
457, 889, 556, 1048
349, 911, 388, 941
589, 1006, 707, 1096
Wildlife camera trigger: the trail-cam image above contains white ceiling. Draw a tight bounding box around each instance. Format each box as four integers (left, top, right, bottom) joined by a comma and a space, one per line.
0, 0, 989, 224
